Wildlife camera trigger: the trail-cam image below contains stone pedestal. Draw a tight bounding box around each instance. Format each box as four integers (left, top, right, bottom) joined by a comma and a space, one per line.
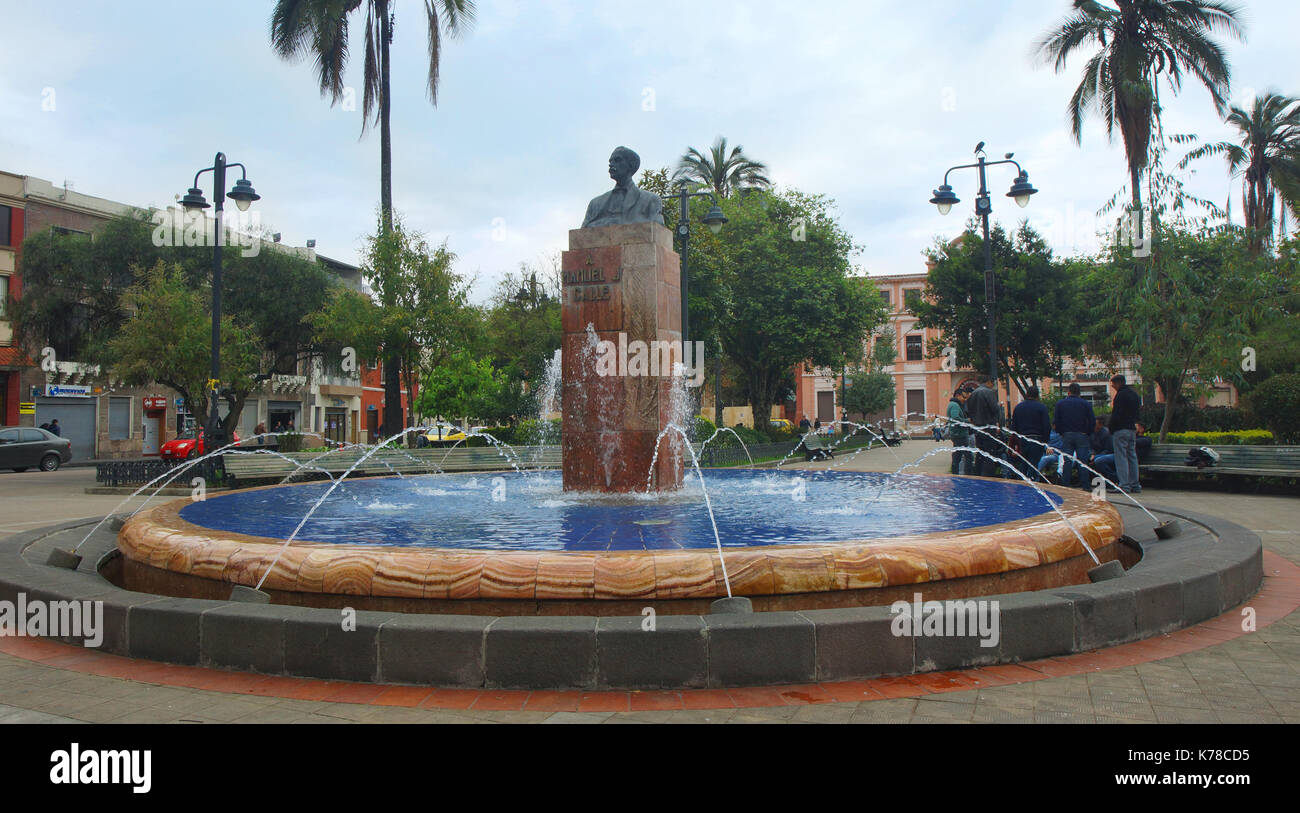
561, 222, 685, 492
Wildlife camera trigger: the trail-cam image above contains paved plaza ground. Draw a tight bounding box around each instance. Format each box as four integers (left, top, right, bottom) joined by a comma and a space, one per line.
0, 444, 1296, 724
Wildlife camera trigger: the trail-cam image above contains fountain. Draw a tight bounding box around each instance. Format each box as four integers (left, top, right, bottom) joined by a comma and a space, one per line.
112, 146, 1129, 615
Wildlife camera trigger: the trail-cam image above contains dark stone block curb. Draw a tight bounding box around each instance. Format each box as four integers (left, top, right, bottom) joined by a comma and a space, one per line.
0, 504, 1266, 689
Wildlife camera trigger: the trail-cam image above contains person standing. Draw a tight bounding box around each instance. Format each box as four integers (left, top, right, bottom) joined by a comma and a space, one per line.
47, 419, 61, 437
1109, 374, 1143, 493
1053, 383, 1095, 490
964, 376, 1001, 477
1010, 386, 1051, 481
947, 387, 972, 474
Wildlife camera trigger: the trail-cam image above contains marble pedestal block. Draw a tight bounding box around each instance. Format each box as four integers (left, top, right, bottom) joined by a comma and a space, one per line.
561, 222, 685, 492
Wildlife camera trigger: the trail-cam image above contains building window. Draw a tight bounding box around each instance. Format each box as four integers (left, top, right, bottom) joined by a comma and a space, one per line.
109, 397, 131, 440
0, 205, 11, 247
905, 334, 923, 361
878, 288, 891, 308
0, 275, 9, 319
903, 289, 921, 311
905, 389, 926, 418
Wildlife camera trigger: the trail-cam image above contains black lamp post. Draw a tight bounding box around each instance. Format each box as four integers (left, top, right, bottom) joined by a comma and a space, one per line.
661, 182, 726, 421
929, 146, 1037, 384
180, 152, 260, 458
661, 182, 727, 348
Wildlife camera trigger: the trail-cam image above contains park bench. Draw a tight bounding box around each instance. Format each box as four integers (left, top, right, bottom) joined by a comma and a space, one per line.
1141, 443, 1300, 489
800, 433, 834, 462
222, 445, 562, 485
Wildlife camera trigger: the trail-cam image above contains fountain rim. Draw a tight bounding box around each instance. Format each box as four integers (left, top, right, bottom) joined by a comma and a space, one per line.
118, 472, 1123, 602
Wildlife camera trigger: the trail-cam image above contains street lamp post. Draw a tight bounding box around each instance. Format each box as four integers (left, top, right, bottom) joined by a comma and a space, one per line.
180, 152, 260, 460
929, 146, 1037, 385
661, 182, 727, 420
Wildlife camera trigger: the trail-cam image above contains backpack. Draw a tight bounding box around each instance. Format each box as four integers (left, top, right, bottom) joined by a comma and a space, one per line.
1184, 446, 1220, 469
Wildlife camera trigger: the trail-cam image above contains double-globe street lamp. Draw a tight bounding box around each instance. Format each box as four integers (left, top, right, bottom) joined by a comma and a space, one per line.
180, 152, 261, 458
661, 182, 727, 420
929, 145, 1038, 384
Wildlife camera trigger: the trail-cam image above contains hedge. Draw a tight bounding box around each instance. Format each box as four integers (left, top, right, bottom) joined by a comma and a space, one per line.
1162, 430, 1274, 445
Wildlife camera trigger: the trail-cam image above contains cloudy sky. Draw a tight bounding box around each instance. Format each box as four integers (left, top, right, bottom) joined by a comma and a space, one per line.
2, 1, 1297, 301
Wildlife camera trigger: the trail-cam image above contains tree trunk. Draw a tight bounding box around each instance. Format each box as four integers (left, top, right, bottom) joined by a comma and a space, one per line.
1130, 163, 1144, 242
377, 6, 402, 440
1157, 377, 1180, 444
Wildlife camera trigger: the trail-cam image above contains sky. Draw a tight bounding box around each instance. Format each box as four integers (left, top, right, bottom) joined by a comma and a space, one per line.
2, 0, 1298, 303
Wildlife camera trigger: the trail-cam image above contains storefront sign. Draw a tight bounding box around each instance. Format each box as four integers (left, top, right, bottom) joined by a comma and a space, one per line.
143, 397, 168, 410
44, 384, 93, 398
18, 402, 35, 415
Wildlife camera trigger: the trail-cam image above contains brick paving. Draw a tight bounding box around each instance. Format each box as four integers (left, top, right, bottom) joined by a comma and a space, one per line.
0, 456, 1295, 724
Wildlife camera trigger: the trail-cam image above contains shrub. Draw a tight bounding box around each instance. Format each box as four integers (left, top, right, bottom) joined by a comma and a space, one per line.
1162, 430, 1274, 445
1138, 403, 1256, 433
693, 414, 717, 441
277, 431, 304, 453
1246, 373, 1300, 444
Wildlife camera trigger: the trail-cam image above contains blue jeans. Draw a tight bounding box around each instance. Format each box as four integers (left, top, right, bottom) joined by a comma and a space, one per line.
1060, 432, 1092, 488
1112, 429, 1139, 490
1092, 453, 1117, 486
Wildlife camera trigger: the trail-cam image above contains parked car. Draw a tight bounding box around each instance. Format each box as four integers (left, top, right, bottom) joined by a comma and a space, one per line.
769, 418, 795, 431
0, 426, 73, 472
159, 428, 240, 460
418, 426, 467, 445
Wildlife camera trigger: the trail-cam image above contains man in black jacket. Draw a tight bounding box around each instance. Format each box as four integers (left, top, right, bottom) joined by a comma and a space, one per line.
1108, 375, 1143, 492
1010, 385, 1051, 481
965, 376, 1002, 477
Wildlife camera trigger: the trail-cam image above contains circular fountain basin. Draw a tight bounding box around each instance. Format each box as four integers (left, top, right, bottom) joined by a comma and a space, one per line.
117, 470, 1122, 612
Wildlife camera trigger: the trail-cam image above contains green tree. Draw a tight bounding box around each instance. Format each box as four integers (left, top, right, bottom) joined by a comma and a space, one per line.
479, 262, 561, 406
1177, 92, 1300, 253
672, 137, 772, 197
691, 188, 885, 423
107, 262, 261, 439
843, 330, 897, 419
271, 0, 476, 436
414, 348, 505, 426
1036, 0, 1245, 233
310, 212, 472, 435
1086, 224, 1278, 440
913, 222, 1086, 396
13, 211, 335, 381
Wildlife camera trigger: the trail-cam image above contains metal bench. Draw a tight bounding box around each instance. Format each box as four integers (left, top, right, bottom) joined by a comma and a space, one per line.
1141, 443, 1300, 488
800, 433, 834, 462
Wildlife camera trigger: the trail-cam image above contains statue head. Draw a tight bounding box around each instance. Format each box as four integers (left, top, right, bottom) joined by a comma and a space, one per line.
607, 146, 641, 184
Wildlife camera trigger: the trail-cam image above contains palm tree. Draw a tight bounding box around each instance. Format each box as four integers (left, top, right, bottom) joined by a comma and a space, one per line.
1178, 92, 1300, 253
1036, 0, 1245, 236
270, 0, 475, 438
673, 137, 772, 198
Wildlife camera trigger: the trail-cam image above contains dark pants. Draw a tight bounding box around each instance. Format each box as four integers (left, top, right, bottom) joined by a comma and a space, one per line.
974, 430, 1001, 477
1017, 439, 1046, 481
1060, 431, 1092, 488
951, 447, 972, 475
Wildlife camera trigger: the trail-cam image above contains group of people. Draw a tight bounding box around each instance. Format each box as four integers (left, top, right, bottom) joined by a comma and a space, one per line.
945, 374, 1147, 493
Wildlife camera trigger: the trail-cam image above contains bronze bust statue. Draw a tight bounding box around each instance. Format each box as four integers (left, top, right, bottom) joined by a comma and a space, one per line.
581, 146, 665, 228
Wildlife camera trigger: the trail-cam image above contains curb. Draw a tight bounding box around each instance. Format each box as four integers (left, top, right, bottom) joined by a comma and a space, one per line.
0, 503, 1263, 690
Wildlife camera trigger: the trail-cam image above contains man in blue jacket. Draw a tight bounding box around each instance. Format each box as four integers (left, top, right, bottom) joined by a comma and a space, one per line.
1108, 375, 1143, 493
1010, 386, 1051, 481
1052, 383, 1095, 490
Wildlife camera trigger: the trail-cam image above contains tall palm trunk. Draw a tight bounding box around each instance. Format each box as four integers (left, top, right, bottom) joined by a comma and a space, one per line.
378, 4, 403, 440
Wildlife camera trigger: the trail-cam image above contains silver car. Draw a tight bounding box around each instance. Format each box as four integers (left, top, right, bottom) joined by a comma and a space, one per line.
0, 426, 73, 472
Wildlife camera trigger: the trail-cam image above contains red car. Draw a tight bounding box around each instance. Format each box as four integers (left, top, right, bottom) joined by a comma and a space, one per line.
159, 428, 240, 460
